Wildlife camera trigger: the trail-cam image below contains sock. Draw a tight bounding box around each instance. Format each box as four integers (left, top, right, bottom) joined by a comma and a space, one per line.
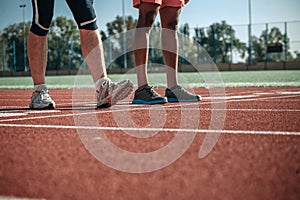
95, 77, 109, 91
34, 84, 48, 91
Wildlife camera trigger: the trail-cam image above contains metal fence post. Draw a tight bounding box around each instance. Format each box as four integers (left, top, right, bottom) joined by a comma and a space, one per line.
284, 22, 288, 63
57, 37, 61, 70
70, 35, 74, 70
265, 23, 268, 70
2, 41, 6, 71
109, 37, 112, 68
212, 25, 216, 64
181, 32, 185, 65
230, 26, 233, 70
13, 40, 16, 71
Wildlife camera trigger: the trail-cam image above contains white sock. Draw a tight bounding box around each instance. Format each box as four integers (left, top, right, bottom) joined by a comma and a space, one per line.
95, 77, 109, 90
34, 84, 48, 91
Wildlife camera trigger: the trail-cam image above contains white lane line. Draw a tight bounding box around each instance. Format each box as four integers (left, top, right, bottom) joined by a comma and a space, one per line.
0, 91, 298, 122
0, 93, 299, 122
231, 93, 300, 102
0, 110, 61, 118
0, 102, 201, 122
163, 108, 300, 112
276, 91, 300, 95
204, 94, 259, 100
0, 196, 46, 200
0, 123, 299, 136
0, 113, 27, 117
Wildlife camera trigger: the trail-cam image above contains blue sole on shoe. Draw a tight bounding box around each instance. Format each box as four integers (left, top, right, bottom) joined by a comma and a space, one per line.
167, 98, 200, 103
132, 99, 167, 105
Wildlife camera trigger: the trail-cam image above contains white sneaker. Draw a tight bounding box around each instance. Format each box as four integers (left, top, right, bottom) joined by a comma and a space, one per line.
96, 78, 134, 108
29, 89, 56, 109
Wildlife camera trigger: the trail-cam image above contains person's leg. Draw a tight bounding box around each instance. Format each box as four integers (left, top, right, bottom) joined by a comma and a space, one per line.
28, 0, 54, 86
66, 0, 133, 108
159, 6, 181, 89
66, 0, 106, 83
160, 3, 201, 102
28, 0, 56, 109
80, 29, 107, 83
132, 2, 167, 104
134, 2, 160, 90
28, 32, 48, 86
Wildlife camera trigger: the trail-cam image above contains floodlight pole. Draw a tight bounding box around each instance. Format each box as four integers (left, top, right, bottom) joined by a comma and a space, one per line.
20, 4, 27, 71
248, 0, 252, 66
122, 0, 127, 68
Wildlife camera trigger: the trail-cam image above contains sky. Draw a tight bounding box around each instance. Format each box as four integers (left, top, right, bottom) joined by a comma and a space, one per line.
0, 0, 299, 52
0, 0, 299, 31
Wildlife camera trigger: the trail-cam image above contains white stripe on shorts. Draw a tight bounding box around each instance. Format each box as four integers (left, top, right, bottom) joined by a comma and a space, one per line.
80, 17, 97, 27
34, 0, 49, 31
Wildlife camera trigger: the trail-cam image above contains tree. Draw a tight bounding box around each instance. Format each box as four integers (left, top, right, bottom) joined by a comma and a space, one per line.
180, 23, 190, 37
0, 22, 30, 71
47, 16, 81, 70
0, 17, 83, 71
105, 15, 137, 68
294, 51, 300, 61
194, 20, 247, 64
251, 35, 266, 62
252, 27, 292, 62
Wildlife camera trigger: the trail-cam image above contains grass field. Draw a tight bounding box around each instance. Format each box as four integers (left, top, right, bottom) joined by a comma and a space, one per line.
0, 70, 300, 89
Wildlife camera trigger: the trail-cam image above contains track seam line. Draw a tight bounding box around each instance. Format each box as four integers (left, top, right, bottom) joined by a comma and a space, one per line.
0, 123, 299, 136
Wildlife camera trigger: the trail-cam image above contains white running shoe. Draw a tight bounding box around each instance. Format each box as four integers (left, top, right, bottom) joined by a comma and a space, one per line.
96, 78, 134, 108
29, 88, 56, 109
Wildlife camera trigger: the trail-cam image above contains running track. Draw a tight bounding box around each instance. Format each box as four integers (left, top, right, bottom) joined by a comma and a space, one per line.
0, 87, 299, 200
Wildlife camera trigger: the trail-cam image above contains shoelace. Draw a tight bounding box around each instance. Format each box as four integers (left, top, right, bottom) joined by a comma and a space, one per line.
146, 86, 159, 97
96, 80, 115, 99
173, 86, 193, 96
39, 90, 50, 100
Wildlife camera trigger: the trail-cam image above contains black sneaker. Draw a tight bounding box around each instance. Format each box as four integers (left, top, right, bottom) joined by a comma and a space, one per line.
165, 85, 202, 102
132, 85, 167, 104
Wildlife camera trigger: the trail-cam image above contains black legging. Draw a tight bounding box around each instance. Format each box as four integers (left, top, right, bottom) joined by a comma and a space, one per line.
30, 0, 98, 36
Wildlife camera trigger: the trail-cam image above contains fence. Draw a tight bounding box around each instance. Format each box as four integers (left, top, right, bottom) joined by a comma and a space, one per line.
0, 20, 299, 75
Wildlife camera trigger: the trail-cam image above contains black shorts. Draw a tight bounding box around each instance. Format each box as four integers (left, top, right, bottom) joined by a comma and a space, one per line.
30, 0, 98, 36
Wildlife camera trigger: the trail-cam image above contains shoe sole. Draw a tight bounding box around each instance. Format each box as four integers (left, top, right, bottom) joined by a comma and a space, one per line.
132, 99, 167, 105
167, 97, 202, 102
29, 103, 55, 109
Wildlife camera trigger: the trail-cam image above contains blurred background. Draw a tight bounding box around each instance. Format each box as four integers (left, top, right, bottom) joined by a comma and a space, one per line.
0, 0, 299, 75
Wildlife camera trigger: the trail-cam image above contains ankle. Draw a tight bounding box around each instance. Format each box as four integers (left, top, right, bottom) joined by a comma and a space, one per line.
34, 84, 48, 91
138, 84, 148, 91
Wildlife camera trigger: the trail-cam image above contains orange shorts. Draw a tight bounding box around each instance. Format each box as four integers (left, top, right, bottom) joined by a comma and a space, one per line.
133, 0, 187, 8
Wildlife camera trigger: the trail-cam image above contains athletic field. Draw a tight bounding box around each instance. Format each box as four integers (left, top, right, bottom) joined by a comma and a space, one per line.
0, 70, 299, 199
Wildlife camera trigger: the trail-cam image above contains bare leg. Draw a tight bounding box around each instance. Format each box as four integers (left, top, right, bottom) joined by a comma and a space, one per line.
134, 2, 160, 90
80, 29, 107, 83
159, 6, 181, 89
27, 31, 48, 85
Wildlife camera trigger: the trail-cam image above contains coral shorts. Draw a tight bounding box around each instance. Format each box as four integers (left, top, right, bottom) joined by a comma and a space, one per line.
133, 0, 187, 8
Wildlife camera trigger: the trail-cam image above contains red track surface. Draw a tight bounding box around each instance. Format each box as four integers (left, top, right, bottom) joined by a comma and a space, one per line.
0, 87, 299, 200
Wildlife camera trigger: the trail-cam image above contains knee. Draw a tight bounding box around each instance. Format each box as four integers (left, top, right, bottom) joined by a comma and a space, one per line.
30, 23, 50, 36
78, 19, 98, 30
163, 18, 179, 30
30, 12, 53, 36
